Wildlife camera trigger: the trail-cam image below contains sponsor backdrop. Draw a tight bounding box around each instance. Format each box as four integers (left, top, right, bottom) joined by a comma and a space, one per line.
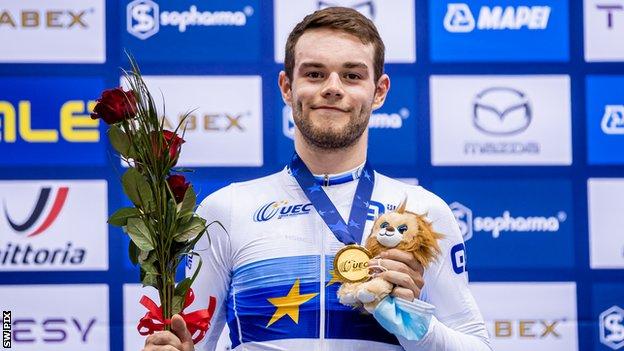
0, 0, 622, 350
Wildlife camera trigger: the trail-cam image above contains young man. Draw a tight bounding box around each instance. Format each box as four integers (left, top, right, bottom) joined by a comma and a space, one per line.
144, 7, 491, 351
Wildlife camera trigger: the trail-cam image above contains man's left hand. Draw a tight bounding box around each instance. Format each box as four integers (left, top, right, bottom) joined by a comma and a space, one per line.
369, 249, 424, 301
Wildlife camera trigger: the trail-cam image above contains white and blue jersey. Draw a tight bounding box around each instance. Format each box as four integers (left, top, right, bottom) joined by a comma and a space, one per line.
188, 167, 492, 350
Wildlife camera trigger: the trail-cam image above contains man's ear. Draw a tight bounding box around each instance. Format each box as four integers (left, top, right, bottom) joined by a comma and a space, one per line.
278, 71, 293, 106
372, 74, 390, 111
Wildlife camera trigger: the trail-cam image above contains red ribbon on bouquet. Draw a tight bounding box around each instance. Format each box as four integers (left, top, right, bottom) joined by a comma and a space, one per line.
137, 288, 217, 344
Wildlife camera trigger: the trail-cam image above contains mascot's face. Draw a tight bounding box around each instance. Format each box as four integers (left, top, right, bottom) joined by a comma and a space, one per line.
373, 211, 421, 248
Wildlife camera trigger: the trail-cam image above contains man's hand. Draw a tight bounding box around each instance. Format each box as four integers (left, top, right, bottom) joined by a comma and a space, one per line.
369, 249, 425, 301
143, 314, 194, 351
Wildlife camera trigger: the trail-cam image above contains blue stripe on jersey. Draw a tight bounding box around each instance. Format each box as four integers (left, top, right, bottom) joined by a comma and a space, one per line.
227, 256, 321, 347
324, 255, 400, 345
225, 255, 399, 347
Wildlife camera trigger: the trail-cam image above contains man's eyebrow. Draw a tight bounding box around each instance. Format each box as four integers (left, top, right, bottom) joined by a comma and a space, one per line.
343, 62, 368, 70
299, 62, 325, 70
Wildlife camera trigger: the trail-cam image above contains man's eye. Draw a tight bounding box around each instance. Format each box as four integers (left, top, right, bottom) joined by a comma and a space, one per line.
380, 222, 389, 228
397, 225, 408, 234
307, 72, 323, 79
345, 73, 361, 80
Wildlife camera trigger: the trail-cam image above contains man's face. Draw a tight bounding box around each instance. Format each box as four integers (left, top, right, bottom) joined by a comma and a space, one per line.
280, 28, 388, 150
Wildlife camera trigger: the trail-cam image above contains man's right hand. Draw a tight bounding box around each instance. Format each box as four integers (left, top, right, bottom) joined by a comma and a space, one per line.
143, 314, 194, 351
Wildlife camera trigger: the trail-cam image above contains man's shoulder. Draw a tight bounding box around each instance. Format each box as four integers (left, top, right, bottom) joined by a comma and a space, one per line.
374, 172, 452, 218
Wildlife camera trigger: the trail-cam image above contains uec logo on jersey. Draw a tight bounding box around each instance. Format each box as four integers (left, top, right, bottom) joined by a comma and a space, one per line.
600, 305, 624, 350
602, 105, 624, 135
254, 201, 313, 222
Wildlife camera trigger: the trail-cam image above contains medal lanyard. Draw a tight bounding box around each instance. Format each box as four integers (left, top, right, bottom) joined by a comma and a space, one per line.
289, 153, 375, 245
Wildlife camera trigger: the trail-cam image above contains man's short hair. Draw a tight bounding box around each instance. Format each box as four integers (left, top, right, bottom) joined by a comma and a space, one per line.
284, 7, 385, 83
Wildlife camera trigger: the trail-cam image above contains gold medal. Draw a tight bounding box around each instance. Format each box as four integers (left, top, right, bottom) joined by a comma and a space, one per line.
333, 244, 372, 283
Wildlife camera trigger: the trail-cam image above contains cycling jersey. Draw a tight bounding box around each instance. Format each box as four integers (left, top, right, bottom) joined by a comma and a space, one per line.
188, 167, 492, 351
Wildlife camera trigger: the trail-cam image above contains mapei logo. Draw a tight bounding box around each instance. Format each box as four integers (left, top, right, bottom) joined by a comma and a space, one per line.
3, 187, 68, 238
600, 306, 624, 350
0, 8, 93, 29
0, 100, 98, 143
449, 201, 566, 239
444, 3, 551, 33
473, 87, 532, 136
282, 105, 409, 139
318, 0, 376, 20
253, 201, 313, 222
162, 112, 249, 133
127, 0, 254, 40
601, 105, 624, 135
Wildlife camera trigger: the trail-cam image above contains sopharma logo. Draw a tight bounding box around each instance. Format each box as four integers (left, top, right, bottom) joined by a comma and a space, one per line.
450, 202, 567, 239
282, 106, 409, 139
601, 105, 624, 135
127, 0, 254, 40
253, 201, 313, 222
600, 305, 624, 350
444, 3, 551, 33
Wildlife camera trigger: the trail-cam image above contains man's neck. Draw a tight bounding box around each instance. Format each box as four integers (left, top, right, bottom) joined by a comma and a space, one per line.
294, 131, 368, 175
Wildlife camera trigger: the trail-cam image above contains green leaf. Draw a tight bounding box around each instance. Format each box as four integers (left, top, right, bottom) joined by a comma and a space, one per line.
174, 216, 206, 243
141, 271, 159, 289
108, 125, 130, 156
179, 185, 196, 216
172, 277, 193, 315
126, 218, 154, 251
108, 207, 140, 227
128, 240, 139, 266
122, 168, 154, 210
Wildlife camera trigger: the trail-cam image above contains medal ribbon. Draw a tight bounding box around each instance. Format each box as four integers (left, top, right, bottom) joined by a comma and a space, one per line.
137, 288, 217, 344
289, 153, 375, 245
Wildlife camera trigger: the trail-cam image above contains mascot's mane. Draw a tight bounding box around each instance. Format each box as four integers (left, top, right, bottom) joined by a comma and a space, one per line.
365, 200, 444, 267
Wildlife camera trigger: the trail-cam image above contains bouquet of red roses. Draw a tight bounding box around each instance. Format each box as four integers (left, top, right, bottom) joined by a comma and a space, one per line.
91, 58, 215, 343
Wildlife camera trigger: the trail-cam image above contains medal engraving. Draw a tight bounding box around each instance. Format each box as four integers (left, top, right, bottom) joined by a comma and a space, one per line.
333, 245, 372, 283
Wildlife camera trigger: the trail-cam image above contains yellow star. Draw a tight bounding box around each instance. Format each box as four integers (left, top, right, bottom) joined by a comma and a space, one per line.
266, 279, 318, 327
326, 269, 341, 287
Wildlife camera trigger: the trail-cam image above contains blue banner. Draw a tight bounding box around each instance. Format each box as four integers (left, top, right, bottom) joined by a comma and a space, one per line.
432, 180, 574, 269
0, 78, 105, 166
430, 0, 569, 61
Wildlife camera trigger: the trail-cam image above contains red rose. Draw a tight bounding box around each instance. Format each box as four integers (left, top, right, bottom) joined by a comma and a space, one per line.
152, 130, 185, 163
91, 87, 137, 124
167, 175, 190, 203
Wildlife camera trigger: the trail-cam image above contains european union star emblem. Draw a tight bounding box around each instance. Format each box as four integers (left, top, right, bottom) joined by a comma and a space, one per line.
266, 279, 318, 327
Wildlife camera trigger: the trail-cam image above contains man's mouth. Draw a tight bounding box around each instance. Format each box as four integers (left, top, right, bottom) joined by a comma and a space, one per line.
311, 105, 348, 112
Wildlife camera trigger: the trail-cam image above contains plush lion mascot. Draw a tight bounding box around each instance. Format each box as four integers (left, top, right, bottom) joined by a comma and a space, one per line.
337, 198, 443, 313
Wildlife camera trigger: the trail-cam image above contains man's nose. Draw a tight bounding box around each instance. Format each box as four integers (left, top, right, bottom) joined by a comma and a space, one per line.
321, 72, 344, 99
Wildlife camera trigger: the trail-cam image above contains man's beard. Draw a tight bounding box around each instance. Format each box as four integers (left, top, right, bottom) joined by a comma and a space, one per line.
292, 100, 370, 150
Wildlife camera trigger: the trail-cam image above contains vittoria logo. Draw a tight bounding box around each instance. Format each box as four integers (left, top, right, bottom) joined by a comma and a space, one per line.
0, 180, 108, 270
4, 187, 68, 237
